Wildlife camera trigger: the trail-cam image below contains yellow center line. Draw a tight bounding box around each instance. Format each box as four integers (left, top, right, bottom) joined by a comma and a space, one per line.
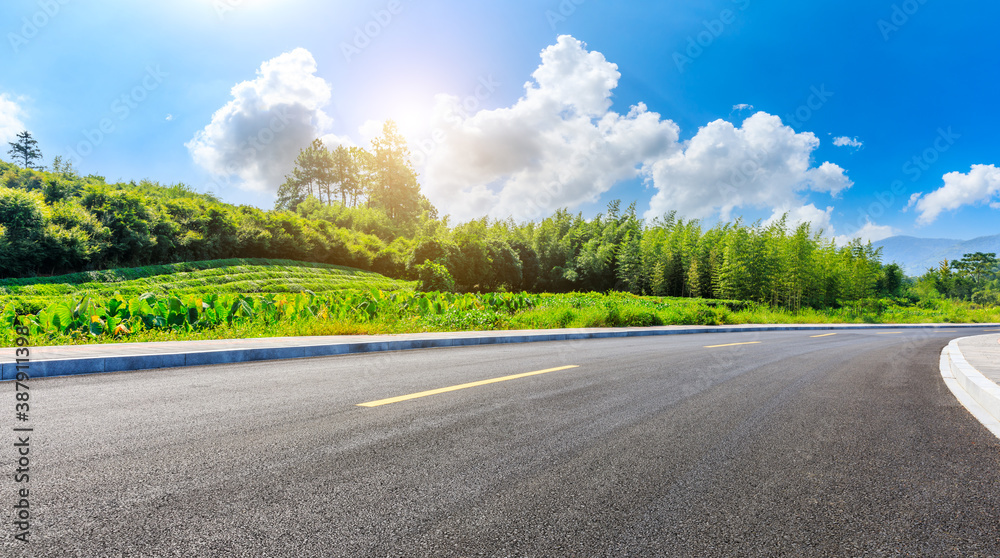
357, 365, 580, 407
810, 333, 838, 338
983, 329, 1000, 332
704, 341, 762, 348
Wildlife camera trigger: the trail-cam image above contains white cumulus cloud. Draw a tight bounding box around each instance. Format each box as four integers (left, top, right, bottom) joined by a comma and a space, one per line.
832, 136, 863, 148
422, 37, 851, 224
422, 35, 680, 221
0, 93, 26, 145
914, 164, 1000, 224
645, 112, 852, 221
187, 48, 333, 192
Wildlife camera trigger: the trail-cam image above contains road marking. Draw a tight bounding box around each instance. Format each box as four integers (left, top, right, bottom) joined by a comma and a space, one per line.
810, 333, 837, 338
357, 365, 580, 407
984, 329, 1000, 332
704, 342, 761, 348
875, 332, 902, 335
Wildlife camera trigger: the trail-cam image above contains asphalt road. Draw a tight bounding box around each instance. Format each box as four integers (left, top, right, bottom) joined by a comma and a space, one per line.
3, 328, 1000, 556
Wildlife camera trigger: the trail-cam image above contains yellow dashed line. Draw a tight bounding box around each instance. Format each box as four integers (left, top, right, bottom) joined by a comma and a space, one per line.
704, 341, 762, 348
357, 365, 579, 407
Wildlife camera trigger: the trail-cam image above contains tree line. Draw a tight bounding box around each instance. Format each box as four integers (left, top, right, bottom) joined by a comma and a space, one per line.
0, 126, 949, 310
916, 253, 1000, 306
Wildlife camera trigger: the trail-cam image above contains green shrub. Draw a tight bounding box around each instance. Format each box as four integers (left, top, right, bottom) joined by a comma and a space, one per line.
415, 261, 455, 292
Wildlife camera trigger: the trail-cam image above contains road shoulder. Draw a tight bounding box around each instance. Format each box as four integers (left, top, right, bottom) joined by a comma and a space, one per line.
941, 333, 1000, 439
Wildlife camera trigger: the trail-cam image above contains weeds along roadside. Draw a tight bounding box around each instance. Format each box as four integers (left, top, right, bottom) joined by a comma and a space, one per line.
1, 289, 997, 347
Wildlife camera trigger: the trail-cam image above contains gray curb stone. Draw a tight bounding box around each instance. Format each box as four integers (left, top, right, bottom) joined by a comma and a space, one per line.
945, 337, 1000, 424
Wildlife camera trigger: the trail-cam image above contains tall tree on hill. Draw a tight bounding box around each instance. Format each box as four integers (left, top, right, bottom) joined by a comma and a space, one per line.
276, 139, 333, 210
349, 146, 374, 207
275, 167, 308, 211
330, 144, 358, 206
7, 130, 43, 170
370, 120, 421, 221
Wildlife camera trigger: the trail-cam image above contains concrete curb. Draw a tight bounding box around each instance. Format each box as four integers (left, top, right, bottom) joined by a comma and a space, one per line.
3, 323, 997, 382
940, 337, 1000, 439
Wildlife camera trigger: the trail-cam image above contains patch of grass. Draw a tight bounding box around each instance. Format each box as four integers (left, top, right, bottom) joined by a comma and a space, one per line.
2, 281, 997, 348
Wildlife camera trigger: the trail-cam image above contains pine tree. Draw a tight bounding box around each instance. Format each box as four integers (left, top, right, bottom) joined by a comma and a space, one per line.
370, 120, 421, 221
7, 130, 43, 170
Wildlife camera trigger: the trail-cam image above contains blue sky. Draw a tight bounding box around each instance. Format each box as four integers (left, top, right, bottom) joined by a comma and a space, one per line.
2, 0, 998, 241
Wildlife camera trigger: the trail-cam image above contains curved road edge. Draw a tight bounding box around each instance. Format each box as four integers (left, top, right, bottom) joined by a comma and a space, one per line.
941, 335, 1000, 439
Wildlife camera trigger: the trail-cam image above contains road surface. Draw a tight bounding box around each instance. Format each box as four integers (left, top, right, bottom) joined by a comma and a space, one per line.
3, 328, 1000, 556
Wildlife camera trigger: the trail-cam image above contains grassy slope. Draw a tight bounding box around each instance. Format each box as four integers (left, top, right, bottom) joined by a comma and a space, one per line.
0, 258, 416, 312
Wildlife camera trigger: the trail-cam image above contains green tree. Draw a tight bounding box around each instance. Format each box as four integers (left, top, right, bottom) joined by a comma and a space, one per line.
275, 139, 333, 210
415, 260, 455, 292
0, 187, 48, 275
331, 144, 358, 206
41, 199, 112, 273
952, 252, 998, 286
686, 257, 701, 298
370, 120, 421, 221
616, 231, 646, 294
80, 186, 157, 266
7, 131, 43, 170
349, 146, 375, 207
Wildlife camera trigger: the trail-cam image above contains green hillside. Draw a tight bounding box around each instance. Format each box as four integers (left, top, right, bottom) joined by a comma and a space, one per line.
0, 258, 415, 312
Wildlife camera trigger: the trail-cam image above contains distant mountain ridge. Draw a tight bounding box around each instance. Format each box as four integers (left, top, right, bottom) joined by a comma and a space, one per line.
874, 234, 1000, 276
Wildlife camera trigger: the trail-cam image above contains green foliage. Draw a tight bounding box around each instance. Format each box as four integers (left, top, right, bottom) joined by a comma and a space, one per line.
0, 162, 398, 278
415, 261, 455, 292
0, 258, 413, 309
0, 147, 959, 322
0, 187, 48, 276
275, 122, 424, 224
2, 282, 998, 347
972, 290, 1000, 306
0, 287, 539, 344
369, 120, 422, 222
917, 252, 999, 304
